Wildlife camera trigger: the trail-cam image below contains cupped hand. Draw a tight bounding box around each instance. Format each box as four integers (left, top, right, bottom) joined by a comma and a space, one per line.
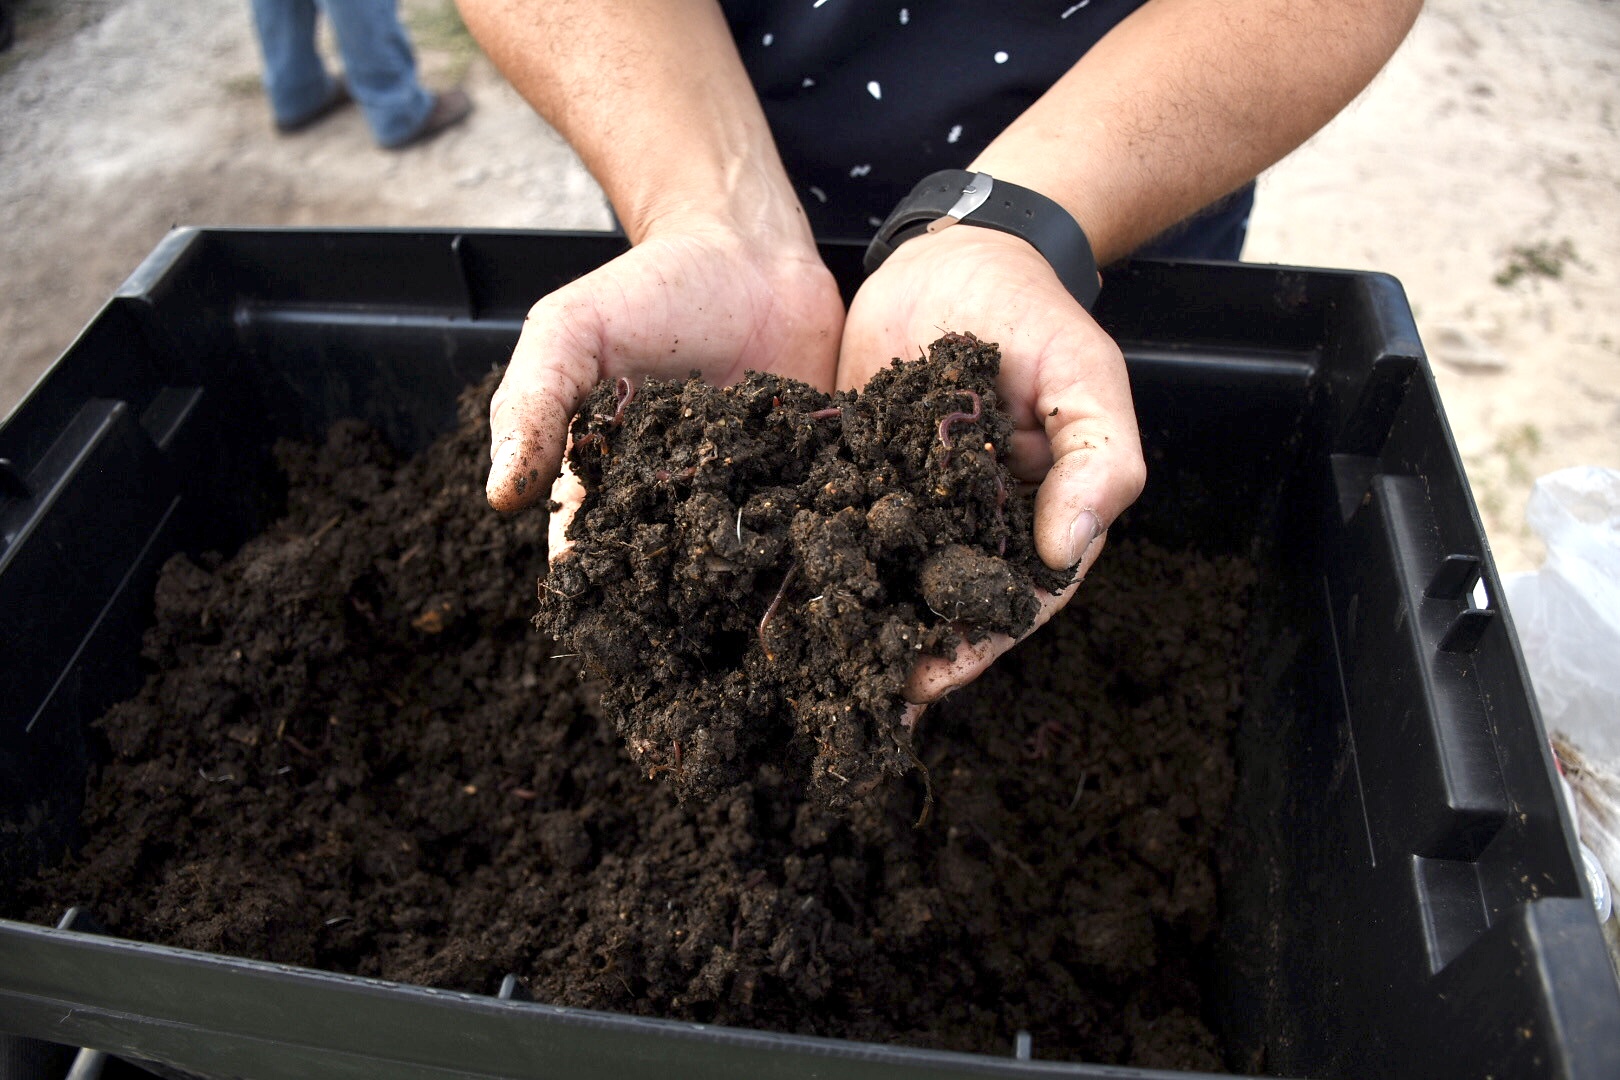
486, 220, 845, 513
838, 226, 1146, 712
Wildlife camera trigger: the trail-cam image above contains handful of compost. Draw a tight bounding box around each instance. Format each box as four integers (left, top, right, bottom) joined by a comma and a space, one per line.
536, 334, 1070, 808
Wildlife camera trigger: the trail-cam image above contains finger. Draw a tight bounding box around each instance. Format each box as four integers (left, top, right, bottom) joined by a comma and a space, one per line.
1031, 340, 1145, 570
486, 293, 604, 512
547, 455, 587, 564
1034, 410, 1144, 571
903, 568, 1090, 707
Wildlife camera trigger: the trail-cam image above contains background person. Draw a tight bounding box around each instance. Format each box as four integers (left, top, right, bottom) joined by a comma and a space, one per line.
251, 0, 471, 148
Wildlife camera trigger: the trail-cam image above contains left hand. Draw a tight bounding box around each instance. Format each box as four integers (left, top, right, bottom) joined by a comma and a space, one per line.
837, 226, 1146, 713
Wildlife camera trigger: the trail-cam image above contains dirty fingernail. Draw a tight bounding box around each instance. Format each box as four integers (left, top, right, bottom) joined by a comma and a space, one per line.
1064, 509, 1102, 567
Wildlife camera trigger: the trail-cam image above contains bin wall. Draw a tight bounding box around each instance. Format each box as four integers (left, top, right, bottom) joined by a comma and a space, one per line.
1, 230, 1615, 1080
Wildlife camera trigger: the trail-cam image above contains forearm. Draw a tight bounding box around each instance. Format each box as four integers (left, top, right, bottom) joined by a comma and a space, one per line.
971, 0, 1423, 263
456, 0, 808, 247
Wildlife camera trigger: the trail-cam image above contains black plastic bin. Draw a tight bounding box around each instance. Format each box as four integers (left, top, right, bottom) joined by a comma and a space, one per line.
1, 229, 1615, 1080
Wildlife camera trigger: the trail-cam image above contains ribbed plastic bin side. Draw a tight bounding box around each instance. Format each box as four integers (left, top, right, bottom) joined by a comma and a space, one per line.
0, 229, 1615, 1080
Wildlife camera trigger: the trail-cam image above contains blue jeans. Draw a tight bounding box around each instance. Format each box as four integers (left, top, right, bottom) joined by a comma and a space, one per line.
250, 0, 433, 147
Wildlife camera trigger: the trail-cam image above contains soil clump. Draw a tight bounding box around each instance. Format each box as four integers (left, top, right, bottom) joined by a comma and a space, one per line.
13, 371, 1254, 1071
541, 334, 1068, 809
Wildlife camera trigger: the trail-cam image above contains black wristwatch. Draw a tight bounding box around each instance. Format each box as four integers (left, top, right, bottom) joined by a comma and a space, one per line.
863, 169, 1100, 311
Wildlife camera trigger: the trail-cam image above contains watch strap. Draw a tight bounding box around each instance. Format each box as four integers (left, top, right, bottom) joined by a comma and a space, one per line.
863, 169, 1101, 311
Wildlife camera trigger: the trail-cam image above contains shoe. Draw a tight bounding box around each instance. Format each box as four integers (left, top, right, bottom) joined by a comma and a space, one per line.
387, 88, 472, 150
276, 79, 352, 134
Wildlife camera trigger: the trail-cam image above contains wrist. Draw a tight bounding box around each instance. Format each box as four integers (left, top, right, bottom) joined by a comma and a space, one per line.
967, 136, 1130, 264
865, 169, 1100, 309
881, 222, 1062, 280
620, 148, 817, 259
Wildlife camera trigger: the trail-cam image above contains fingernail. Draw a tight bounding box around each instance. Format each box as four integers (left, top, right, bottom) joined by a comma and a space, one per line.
1064, 509, 1102, 567
491, 438, 521, 476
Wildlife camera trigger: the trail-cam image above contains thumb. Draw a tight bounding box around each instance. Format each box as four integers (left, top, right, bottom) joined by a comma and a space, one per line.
1034, 386, 1146, 572
486, 292, 604, 512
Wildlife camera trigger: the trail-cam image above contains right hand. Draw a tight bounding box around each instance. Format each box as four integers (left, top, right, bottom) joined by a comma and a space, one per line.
485, 218, 845, 513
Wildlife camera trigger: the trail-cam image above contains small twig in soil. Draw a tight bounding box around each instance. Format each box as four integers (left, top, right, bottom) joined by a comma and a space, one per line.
968, 820, 1035, 878
758, 563, 800, 662
736, 506, 744, 544
912, 755, 935, 829
936, 390, 982, 467
282, 734, 318, 759
1067, 771, 1091, 813
542, 578, 587, 601
309, 512, 344, 546
993, 472, 1009, 556
647, 739, 685, 781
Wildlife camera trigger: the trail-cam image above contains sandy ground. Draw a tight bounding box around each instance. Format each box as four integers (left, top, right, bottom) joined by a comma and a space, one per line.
1244, 0, 1620, 571
2, 0, 1616, 572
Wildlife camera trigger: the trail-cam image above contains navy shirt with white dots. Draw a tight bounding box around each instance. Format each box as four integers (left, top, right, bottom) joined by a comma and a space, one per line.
718, 0, 1252, 259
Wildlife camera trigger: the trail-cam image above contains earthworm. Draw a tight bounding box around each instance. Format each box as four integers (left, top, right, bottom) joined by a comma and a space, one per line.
808, 407, 841, 420
936, 390, 982, 466
758, 562, 800, 662
575, 432, 609, 456
654, 465, 698, 482
611, 378, 635, 425
596, 377, 635, 427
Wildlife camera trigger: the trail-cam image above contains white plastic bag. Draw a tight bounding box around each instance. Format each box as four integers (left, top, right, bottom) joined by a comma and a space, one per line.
1504, 466, 1620, 924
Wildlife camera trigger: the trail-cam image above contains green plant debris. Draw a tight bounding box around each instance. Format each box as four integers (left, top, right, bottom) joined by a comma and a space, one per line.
1494, 239, 1584, 287
406, 0, 479, 83
222, 72, 263, 99
1493, 423, 1544, 486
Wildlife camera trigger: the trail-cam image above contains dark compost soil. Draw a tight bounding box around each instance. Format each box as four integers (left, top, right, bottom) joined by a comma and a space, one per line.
13, 367, 1255, 1071
540, 334, 1071, 809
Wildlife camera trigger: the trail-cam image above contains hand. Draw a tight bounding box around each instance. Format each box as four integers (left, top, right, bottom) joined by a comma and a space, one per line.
838, 226, 1146, 713
486, 219, 845, 513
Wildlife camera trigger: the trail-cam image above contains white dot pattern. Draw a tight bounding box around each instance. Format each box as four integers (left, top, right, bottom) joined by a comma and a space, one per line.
725, 0, 1161, 238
